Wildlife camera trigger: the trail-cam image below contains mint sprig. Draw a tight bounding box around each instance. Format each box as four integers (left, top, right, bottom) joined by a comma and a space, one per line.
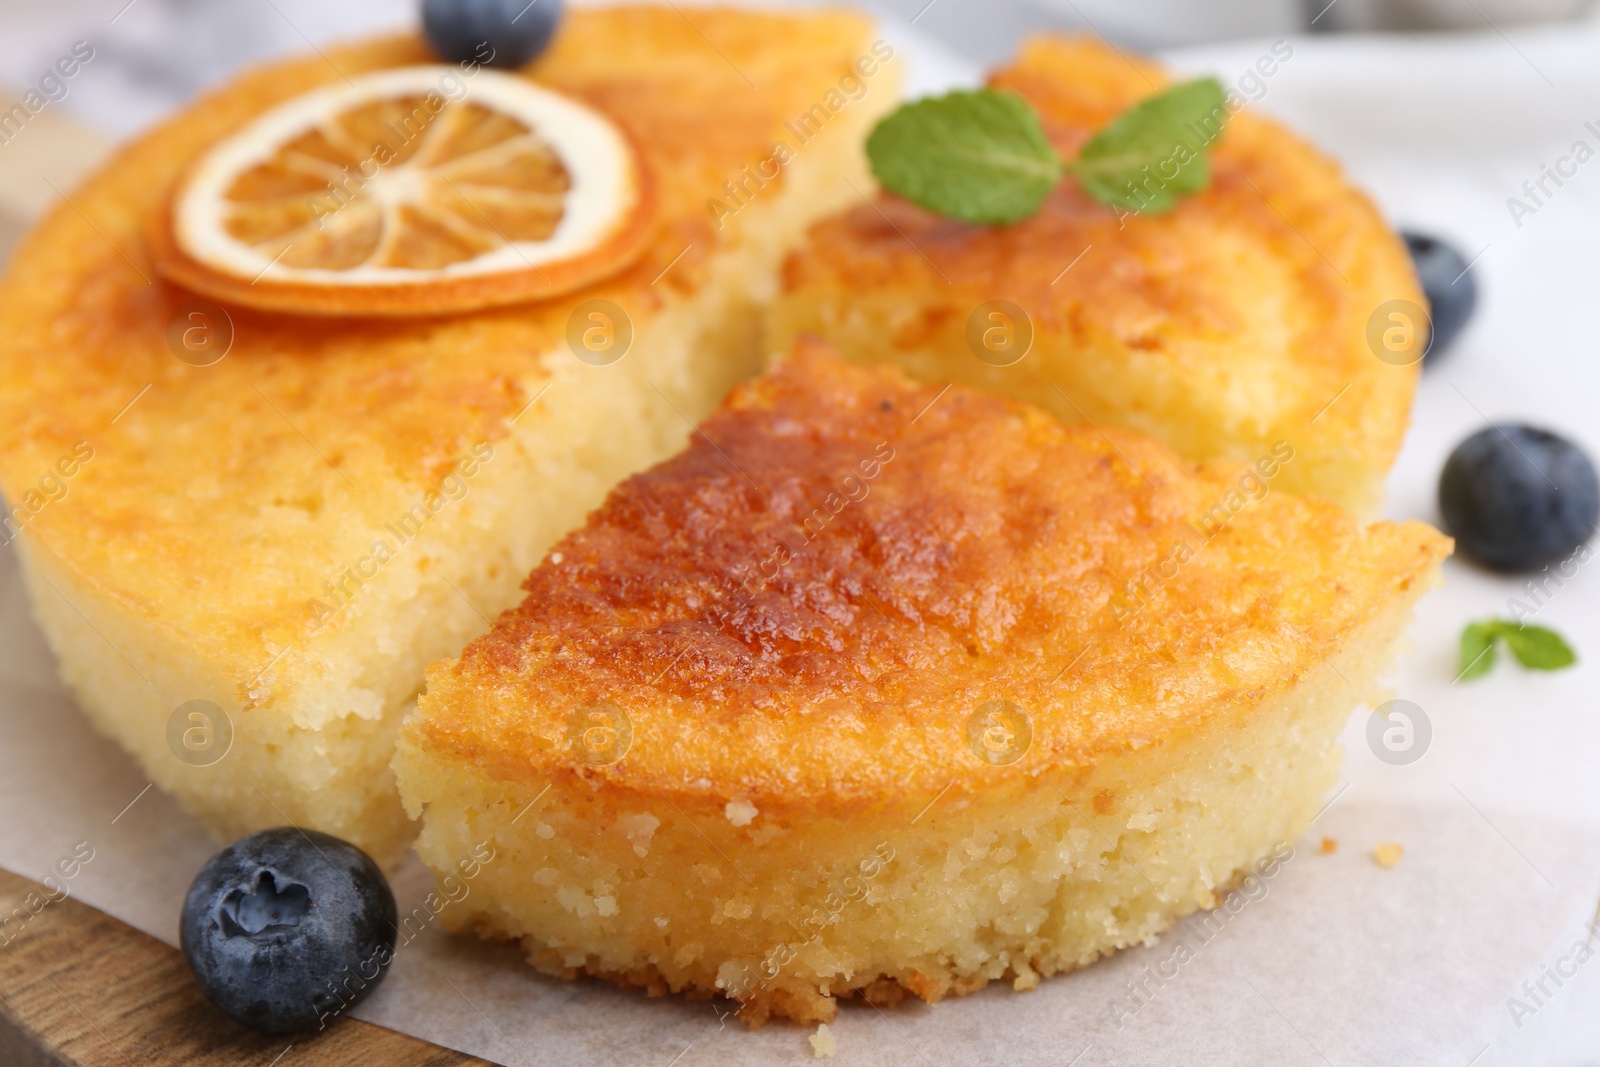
1458, 619, 1577, 681
866, 78, 1228, 225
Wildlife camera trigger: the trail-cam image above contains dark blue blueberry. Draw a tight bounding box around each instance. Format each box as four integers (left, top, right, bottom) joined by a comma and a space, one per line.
422, 0, 563, 69
1402, 230, 1478, 362
1439, 424, 1598, 572
181, 828, 397, 1034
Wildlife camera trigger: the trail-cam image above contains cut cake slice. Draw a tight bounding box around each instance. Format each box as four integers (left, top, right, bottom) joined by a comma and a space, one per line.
396, 339, 1450, 1023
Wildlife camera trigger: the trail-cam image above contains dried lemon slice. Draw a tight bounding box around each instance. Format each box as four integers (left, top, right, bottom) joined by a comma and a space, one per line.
152, 67, 654, 317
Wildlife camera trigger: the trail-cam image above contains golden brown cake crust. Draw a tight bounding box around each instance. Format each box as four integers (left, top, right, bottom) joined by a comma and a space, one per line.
0, 6, 875, 687
777, 36, 1423, 514
414, 340, 1450, 810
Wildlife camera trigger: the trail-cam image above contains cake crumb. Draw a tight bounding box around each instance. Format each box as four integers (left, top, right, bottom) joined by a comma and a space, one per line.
617, 812, 660, 856
1373, 841, 1404, 868
1012, 963, 1040, 991
725, 798, 759, 827
1319, 837, 1338, 854
809, 1023, 837, 1058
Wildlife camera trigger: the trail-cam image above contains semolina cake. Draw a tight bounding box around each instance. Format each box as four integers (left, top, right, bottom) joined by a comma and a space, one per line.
770, 35, 1425, 516
0, 8, 898, 867
394, 340, 1451, 1023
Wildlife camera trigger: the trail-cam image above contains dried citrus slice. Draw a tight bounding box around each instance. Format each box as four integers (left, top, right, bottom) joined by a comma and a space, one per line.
151, 67, 654, 317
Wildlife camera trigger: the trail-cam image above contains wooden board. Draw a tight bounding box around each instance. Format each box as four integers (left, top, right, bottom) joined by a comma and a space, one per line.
0, 867, 490, 1066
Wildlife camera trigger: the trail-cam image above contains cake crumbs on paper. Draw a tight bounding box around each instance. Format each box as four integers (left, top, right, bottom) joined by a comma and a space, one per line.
810, 1023, 837, 1058
1373, 841, 1404, 868
724, 798, 758, 827
1319, 837, 1338, 854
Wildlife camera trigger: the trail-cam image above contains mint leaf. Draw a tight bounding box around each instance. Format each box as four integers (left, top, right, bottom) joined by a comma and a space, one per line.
1498, 623, 1577, 671
1458, 619, 1578, 681
866, 78, 1228, 226
1458, 622, 1498, 681
1072, 78, 1229, 213
866, 88, 1063, 225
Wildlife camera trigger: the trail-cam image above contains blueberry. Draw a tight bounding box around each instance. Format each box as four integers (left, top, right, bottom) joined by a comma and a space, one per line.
1439, 424, 1598, 572
1402, 230, 1478, 362
422, 0, 563, 69
181, 828, 397, 1034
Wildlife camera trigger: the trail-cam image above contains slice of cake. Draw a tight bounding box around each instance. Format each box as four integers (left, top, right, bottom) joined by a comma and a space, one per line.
395, 340, 1450, 1024
771, 35, 1424, 516
0, 8, 897, 866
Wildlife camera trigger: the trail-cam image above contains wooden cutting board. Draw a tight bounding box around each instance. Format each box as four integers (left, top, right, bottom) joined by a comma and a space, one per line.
0, 95, 489, 1067
0, 867, 489, 1066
